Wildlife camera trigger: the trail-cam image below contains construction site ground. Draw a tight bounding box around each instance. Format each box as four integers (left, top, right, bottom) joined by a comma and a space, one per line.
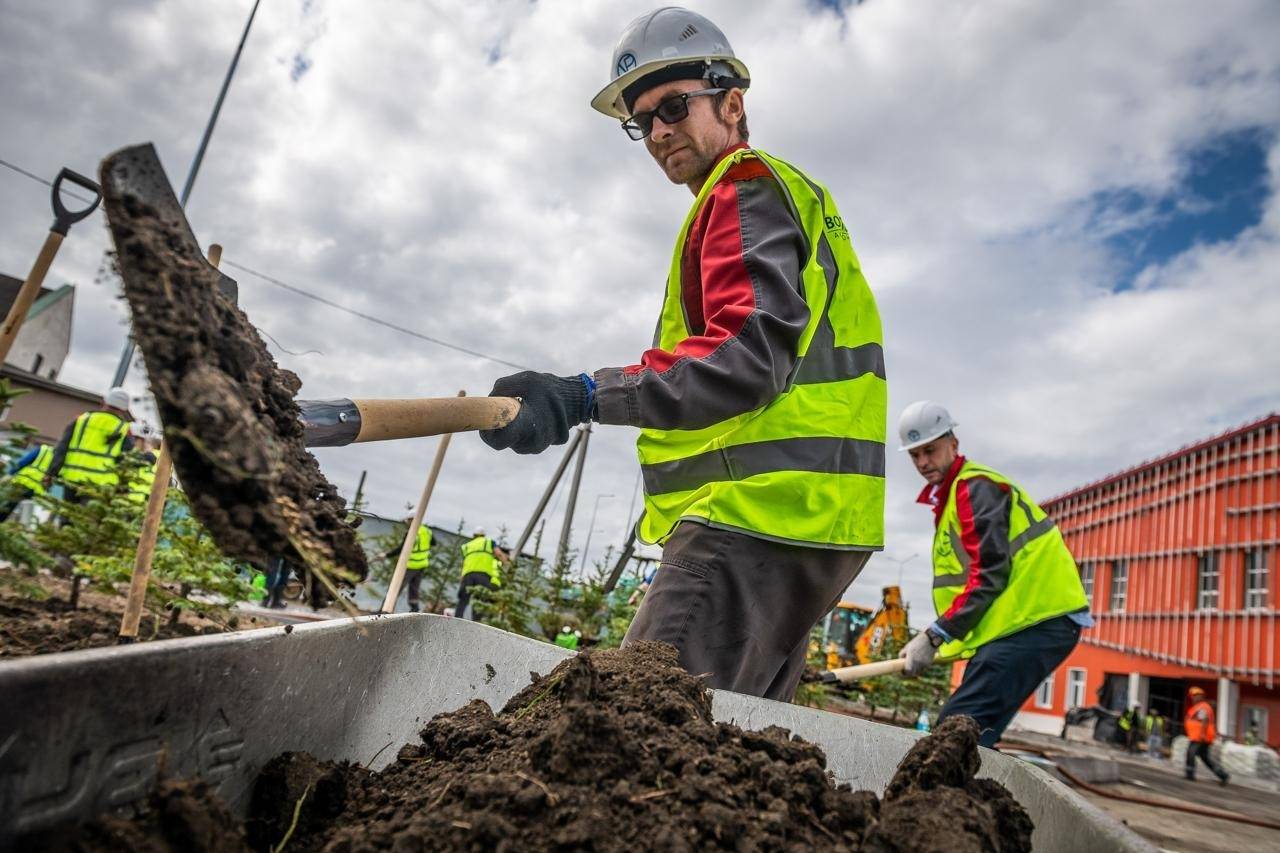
1002, 729, 1280, 852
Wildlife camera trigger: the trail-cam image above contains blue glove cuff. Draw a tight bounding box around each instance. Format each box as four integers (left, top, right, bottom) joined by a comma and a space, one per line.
578, 372, 597, 421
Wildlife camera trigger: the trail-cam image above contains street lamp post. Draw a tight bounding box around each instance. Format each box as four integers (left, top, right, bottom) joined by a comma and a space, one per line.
579, 493, 614, 572
883, 552, 919, 588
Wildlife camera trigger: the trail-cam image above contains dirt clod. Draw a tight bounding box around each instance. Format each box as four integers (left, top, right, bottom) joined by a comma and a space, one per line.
37, 643, 1033, 851
100, 148, 367, 599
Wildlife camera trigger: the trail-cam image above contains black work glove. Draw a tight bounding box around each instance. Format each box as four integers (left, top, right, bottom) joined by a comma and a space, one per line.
480, 371, 593, 454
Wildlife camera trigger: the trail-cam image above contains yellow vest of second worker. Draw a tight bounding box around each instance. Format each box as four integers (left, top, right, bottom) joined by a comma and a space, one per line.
460, 536, 501, 585
61, 411, 129, 486
932, 461, 1088, 659
637, 147, 887, 549
126, 457, 158, 504
10, 445, 53, 495
406, 525, 432, 570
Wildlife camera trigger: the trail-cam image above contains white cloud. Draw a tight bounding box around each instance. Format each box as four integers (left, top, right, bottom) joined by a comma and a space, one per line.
1, 0, 1277, 626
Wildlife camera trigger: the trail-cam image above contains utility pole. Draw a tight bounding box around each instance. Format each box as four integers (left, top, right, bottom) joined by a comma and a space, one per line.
351, 469, 368, 512
110, 0, 262, 387
509, 428, 585, 564
554, 423, 591, 570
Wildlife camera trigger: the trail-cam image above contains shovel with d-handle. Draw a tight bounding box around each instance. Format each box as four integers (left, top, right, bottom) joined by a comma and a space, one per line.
0, 169, 102, 364
100, 141, 521, 581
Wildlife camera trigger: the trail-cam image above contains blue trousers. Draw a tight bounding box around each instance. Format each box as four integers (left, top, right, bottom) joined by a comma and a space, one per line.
938, 615, 1082, 748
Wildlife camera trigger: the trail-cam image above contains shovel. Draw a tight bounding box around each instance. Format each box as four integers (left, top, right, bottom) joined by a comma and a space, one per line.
99, 142, 519, 581
0, 168, 102, 364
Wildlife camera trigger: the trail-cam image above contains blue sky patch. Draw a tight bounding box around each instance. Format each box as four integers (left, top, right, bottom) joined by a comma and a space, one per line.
1093, 127, 1272, 290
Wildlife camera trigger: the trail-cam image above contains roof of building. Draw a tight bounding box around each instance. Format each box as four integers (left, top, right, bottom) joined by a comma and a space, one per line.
0, 274, 72, 321
0, 364, 101, 404
1044, 411, 1280, 507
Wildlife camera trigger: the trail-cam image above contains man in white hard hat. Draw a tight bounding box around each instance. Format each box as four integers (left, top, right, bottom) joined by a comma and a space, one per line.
481, 8, 887, 700
43, 386, 135, 504
898, 401, 1091, 747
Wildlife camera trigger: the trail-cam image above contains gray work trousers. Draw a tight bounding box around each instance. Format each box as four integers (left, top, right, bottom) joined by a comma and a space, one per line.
623, 522, 871, 701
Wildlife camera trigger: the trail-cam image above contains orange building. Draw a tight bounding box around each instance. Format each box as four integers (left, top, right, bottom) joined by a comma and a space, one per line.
1008, 413, 1279, 746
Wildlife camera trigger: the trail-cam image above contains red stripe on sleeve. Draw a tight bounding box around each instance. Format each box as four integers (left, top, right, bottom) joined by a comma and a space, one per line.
942, 479, 986, 621
624, 179, 760, 375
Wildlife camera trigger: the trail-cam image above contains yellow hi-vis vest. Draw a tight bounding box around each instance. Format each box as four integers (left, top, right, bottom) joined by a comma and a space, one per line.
932, 461, 1089, 659
60, 411, 129, 486
126, 457, 158, 504
10, 445, 53, 495
460, 535, 501, 585
637, 147, 886, 549
406, 525, 432, 570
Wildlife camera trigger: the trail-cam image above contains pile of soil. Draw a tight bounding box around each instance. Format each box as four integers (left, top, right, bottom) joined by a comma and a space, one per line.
99, 144, 367, 602
0, 581, 228, 657
38, 642, 1032, 851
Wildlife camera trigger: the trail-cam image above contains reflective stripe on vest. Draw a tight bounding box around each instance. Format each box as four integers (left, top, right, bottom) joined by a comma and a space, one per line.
407, 525, 432, 570
636, 148, 886, 549
10, 445, 53, 495
931, 460, 1089, 659
461, 536, 501, 584
61, 411, 128, 485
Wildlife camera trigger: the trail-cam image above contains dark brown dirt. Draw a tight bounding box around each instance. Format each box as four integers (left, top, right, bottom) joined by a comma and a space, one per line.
100, 147, 367, 598
38, 643, 1032, 852
0, 576, 235, 657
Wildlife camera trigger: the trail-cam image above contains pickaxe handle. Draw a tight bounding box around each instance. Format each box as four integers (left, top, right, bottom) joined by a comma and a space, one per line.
299, 396, 519, 447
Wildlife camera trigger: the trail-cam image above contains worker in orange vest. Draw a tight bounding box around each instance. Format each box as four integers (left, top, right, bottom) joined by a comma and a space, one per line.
1184, 686, 1229, 785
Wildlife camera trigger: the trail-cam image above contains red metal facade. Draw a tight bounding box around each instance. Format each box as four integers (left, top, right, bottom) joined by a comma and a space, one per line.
1017, 414, 1280, 745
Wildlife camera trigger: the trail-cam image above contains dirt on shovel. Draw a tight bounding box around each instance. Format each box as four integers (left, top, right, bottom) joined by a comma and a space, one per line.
34, 642, 1032, 852
100, 149, 366, 597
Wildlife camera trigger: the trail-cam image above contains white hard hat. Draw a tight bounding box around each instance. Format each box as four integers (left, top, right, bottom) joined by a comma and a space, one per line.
104, 386, 131, 413
897, 401, 958, 451
472, 527, 486, 537
591, 7, 750, 120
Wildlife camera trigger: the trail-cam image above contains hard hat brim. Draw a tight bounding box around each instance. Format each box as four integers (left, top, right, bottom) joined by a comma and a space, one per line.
897, 423, 958, 452
591, 55, 750, 120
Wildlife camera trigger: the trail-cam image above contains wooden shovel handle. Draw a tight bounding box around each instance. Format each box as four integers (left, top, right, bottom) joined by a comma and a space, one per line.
826, 657, 909, 683
352, 396, 519, 443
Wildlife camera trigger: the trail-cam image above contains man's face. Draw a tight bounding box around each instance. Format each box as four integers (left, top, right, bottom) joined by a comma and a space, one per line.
631, 79, 740, 188
908, 435, 959, 486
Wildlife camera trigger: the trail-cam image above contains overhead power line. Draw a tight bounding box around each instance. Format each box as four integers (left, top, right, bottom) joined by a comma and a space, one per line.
224, 260, 538, 372
2, 153, 541, 373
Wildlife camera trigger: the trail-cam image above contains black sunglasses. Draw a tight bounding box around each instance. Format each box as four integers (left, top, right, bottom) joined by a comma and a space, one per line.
621, 88, 725, 141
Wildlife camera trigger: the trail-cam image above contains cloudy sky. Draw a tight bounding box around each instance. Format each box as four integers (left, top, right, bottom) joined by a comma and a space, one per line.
2, 0, 1278, 624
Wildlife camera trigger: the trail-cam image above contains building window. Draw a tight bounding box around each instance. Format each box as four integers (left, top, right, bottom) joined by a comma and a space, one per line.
1066, 668, 1087, 710
1240, 706, 1268, 744
1244, 549, 1269, 610
1034, 673, 1055, 709
1109, 561, 1128, 612
1196, 553, 1219, 611
1080, 562, 1095, 604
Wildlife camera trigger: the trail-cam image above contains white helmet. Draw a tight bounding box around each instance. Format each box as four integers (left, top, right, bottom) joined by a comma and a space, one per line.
897, 401, 958, 451
472, 527, 486, 538
591, 7, 750, 120
104, 386, 131, 413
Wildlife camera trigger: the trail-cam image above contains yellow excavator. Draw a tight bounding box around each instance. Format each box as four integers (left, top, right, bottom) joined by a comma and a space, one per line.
818, 586, 909, 670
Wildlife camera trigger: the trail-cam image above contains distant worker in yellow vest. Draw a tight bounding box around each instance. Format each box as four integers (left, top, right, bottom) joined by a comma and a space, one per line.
454, 528, 507, 621
478, 8, 886, 700
898, 401, 1091, 747
44, 386, 135, 502
400, 518, 433, 613
0, 443, 54, 521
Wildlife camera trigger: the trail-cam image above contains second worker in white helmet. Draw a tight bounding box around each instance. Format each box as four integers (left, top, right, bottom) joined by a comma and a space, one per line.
482, 8, 888, 699
898, 401, 1092, 747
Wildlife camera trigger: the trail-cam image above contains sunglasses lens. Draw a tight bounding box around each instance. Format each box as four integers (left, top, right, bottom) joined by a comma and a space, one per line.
655, 98, 689, 126
622, 114, 653, 140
